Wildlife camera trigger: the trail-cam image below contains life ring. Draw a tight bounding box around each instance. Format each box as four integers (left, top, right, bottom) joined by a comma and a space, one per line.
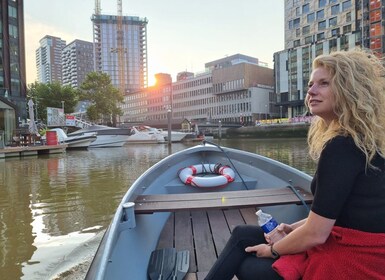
178, 163, 235, 188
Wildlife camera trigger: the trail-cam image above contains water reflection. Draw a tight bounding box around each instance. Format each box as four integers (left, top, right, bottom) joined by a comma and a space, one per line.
0, 139, 316, 279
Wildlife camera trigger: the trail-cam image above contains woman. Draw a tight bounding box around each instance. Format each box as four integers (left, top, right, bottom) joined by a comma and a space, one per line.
205, 49, 385, 280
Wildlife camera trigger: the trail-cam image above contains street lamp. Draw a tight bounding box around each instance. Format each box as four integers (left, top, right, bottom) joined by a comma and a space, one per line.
265, 104, 268, 123
61, 101, 65, 111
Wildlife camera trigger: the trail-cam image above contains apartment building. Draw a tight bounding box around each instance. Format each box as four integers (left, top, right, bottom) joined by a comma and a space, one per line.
0, 0, 27, 144
36, 35, 66, 84
92, 13, 148, 93
121, 54, 274, 128
62, 39, 94, 88
274, 0, 385, 118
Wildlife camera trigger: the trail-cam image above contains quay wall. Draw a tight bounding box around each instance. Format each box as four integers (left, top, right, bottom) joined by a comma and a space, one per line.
223, 123, 310, 139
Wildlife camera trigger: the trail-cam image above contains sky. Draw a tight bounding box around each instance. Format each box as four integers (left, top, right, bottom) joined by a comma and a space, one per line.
24, 0, 285, 86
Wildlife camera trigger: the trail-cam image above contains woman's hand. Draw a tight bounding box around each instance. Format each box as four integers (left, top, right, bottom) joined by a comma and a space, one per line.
245, 244, 272, 258
264, 223, 293, 244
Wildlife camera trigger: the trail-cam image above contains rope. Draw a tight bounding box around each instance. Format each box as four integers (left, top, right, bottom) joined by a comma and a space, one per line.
202, 140, 250, 190
286, 185, 311, 212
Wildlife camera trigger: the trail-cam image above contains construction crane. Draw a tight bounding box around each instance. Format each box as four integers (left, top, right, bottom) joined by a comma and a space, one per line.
117, 0, 125, 96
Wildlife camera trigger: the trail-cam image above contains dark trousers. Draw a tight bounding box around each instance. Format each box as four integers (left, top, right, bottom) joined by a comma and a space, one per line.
204, 225, 283, 280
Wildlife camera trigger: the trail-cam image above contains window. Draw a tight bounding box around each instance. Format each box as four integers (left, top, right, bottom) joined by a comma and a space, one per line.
317, 10, 324, 20
294, 39, 301, 47
316, 32, 325, 41
329, 0, 337, 3
303, 4, 310, 14
343, 24, 352, 34
318, 20, 326, 30
296, 7, 301, 16
370, 0, 381, 9
370, 22, 382, 36
305, 36, 313, 44
329, 38, 337, 51
293, 18, 300, 28
296, 28, 301, 36
316, 43, 323, 56
329, 17, 337, 27
370, 10, 381, 22
346, 12, 351, 22
331, 4, 340, 15
307, 12, 315, 23
331, 28, 340, 36
342, 0, 351, 11
319, 0, 326, 8
303, 25, 310, 35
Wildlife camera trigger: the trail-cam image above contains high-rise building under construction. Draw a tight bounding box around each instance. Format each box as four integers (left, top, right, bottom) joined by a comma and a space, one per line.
91, 3, 148, 93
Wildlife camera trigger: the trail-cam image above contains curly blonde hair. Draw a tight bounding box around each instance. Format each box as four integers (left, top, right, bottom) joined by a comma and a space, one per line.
306, 48, 385, 169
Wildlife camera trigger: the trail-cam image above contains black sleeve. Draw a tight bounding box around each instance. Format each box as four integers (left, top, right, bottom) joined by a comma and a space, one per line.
311, 136, 365, 219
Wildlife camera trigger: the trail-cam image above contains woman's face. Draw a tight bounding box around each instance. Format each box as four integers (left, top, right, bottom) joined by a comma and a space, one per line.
307, 66, 337, 124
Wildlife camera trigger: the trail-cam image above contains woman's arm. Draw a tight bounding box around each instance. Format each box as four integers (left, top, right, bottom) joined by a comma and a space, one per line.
246, 211, 335, 258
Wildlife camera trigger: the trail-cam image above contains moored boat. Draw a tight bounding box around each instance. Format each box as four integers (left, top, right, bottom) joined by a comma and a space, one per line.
125, 126, 166, 144
86, 141, 313, 279
68, 125, 131, 148
49, 128, 97, 149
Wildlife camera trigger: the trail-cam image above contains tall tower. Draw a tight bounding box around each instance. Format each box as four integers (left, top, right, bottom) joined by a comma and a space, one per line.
62, 39, 94, 88
91, 1, 148, 93
35, 35, 66, 84
0, 0, 27, 130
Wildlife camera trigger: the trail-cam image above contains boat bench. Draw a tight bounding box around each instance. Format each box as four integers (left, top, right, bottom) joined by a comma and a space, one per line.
134, 186, 313, 214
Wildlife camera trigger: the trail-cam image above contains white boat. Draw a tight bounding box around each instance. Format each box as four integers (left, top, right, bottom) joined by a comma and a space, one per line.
48, 128, 97, 149
86, 141, 313, 280
126, 126, 165, 144
158, 129, 188, 142
68, 125, 131, 148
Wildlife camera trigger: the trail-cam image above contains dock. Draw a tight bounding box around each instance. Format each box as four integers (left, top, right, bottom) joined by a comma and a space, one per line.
0, 144, 67, 159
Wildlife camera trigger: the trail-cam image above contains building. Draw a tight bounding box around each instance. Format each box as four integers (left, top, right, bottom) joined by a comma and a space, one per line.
91, 12, 148, 93
274, 0, 385, 118
0, 0, 27, 145
36, 35, 66, 84
62, 39, 94, 88
121, 54, 274, 128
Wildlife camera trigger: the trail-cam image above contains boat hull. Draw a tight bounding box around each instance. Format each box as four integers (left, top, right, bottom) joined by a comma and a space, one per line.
86, 143, 312, 279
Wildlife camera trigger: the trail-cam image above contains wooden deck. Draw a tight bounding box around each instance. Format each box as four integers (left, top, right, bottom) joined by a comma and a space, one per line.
0, 144, 67, 159
156, 208, 258, 280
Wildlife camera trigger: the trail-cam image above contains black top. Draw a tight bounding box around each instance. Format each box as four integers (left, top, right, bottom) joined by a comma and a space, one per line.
311, 136, 385, 233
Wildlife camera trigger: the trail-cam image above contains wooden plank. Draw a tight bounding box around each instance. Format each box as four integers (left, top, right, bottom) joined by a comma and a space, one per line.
191, 211, 217, 272
207, 210, 231, 256
224, 209, 246, 232
175, 211, 197, 272
240, 207, 258, 225
135, 187, 313, 213
156, 213, 174, 249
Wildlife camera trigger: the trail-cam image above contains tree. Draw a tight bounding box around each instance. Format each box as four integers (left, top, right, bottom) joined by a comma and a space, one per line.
27, 81, 79, 123
79, 72, 124, 126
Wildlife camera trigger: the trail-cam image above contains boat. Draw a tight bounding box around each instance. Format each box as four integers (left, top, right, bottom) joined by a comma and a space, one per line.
158, 129, 188, 142
68, 125, 131, 148
86, 141, 313, 280
126, 126, 165, 144
48, 128, 97, 149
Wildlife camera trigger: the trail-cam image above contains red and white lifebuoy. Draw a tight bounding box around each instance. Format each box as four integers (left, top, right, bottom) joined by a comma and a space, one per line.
178, 163, 235, 188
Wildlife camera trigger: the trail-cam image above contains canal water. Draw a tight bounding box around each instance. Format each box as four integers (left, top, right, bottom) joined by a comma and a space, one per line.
0, 138, 316, 280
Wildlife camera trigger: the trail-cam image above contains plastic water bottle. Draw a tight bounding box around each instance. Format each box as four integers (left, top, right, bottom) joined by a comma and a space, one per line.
256, 210, 286, 244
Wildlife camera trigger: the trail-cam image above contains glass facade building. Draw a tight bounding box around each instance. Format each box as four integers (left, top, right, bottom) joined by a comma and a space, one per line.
92, 14, 148, 93
0, 0, 27, 144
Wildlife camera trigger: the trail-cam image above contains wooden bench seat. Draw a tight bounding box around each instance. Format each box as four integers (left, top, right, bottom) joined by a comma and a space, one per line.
135, 186, 313, 214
